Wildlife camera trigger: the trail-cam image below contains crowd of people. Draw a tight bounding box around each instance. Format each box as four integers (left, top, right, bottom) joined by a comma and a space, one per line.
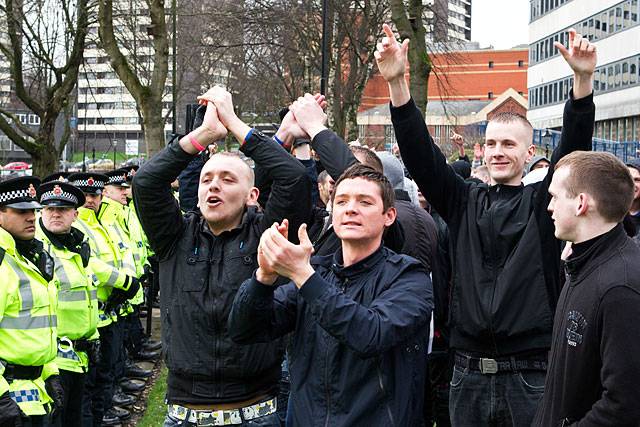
2, 22, 640, 427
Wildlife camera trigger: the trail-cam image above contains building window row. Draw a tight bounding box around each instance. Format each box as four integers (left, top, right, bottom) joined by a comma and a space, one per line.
78, 101, 138, 110
530, 0, 573, 22
78, 86, 127, 95
529, 54, 640, 109
14, 113, 40, 126
594, 115, 640, 141
530, 0, 639, 65
78, 117, 141, 125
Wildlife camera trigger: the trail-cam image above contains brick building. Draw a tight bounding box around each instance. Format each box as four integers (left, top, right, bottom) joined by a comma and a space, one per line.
357, 45, 529, 149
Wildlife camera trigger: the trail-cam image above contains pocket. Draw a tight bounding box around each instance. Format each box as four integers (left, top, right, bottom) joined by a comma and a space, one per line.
517, 370, 546, 392
450, 366, 466, 388
223, 252, 258, 288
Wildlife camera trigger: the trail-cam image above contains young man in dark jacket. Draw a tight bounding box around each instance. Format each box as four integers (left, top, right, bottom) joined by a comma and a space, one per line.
228, 164, 433, 426
534, 151, 640, 426
133, 87, 312, 426
375, 25, 597, 425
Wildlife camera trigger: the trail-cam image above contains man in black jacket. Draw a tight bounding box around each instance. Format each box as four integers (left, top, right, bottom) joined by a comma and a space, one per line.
133, 87, 311, 427
375, 25, 597, 425
228, 163, 432, 426
534, 151, 640, 426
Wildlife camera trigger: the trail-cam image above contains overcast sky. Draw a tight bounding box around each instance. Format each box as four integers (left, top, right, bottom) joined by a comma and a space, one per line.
471, 0, 530, 49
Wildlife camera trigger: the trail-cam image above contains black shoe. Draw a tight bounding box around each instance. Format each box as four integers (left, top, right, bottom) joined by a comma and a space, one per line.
139, 310, 147, 318
107, 406, 131, 420
142, 339, 162, 351
120, 378, 146, 392
112, 391, 136, 407
132, 349, 160, 362
101, 411, 121, 426
125, 364, 152, 378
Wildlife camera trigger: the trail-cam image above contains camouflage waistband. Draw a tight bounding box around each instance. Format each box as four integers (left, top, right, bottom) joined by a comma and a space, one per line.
167, 397, 277, 426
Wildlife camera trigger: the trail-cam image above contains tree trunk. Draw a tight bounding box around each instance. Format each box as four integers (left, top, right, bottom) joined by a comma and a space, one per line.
141, 102, 166, 156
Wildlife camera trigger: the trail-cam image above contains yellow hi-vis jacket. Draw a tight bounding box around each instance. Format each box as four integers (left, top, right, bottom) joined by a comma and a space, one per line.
0, 227, 58, 416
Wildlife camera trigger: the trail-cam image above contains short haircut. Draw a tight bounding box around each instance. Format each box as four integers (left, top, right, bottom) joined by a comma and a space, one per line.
489, 112, 533, 130
209, 151, 255, 186
556, 151, 634, 223
333, 163, 395, 211
350, 146, 383, 173
318, 170, 331, 185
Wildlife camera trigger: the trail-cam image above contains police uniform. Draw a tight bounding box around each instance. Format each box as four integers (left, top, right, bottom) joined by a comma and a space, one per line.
35, 181, 101, 427
0, 177, 61, 427
68, 173, 137, 427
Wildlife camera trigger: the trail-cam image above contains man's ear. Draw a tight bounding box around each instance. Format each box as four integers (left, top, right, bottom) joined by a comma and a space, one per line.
246, 187, 260, 206
576, 193, 590, 216
384, 206, 397, 227
525, 144, 537, 163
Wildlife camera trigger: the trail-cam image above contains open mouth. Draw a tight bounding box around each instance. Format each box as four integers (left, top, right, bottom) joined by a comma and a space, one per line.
206, 196, 223, 208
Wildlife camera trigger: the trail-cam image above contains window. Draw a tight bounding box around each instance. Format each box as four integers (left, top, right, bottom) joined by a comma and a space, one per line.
28, 114, 40, 125
488, 92, 494, 99
17, 114, 26, 124
488, 61, 494, 68
518, 60, 524, 67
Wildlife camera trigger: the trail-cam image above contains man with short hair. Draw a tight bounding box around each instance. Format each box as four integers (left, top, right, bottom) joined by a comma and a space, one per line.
228, 163, 433, 426
534, 151, 640, 425
624, 160, 640, 241
317, 170, 334, 209
133, 87, 311, 426
35, 180, 99, 427
376, 24, 597, 425
0, 176, 61, 427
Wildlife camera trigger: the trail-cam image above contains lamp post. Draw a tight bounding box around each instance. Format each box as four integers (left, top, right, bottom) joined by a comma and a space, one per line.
113, 140, 118, 170
542, 128, 552, 158
320, 0, 329, 95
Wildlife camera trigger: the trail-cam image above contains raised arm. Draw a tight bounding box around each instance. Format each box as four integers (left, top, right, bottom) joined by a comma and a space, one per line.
133, 101, 227, 259
376, 24, 468, 223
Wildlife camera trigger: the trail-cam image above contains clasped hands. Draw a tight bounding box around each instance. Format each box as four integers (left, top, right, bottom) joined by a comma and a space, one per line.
255, 219, 315, 289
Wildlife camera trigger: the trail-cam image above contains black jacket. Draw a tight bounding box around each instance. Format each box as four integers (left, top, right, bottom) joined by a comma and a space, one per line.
534, 225, 640, 426
391, 93, 595, 356
228, 247, 432, 426
132, 132, 312, 404
394, 189, 437, 272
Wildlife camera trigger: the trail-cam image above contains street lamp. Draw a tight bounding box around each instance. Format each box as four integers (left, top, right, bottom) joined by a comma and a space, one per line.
113, 140, 118, 170
542, 128, 552, 158
320, 0, 329, 95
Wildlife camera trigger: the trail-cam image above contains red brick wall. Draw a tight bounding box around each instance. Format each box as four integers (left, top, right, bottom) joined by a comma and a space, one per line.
360, 49, 528, 112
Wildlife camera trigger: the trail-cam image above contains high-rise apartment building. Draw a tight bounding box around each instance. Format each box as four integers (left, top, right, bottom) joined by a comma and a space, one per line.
425, 0, 472, 43
528, 0, 640, 142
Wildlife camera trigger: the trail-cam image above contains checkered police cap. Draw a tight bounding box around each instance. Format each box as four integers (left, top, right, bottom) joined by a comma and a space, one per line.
105, 169, 130, 187
0, 176, 41, 209
37, 181, 85, 208
68, 173, 108, 194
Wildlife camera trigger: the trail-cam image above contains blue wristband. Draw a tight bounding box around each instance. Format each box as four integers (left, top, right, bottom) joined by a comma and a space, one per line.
273, 134, 284, 146
243, 128, 254, 145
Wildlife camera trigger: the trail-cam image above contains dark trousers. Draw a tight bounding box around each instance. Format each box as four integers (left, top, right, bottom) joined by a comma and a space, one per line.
124, 306, 146, 357
112, 317, 127, 385
19, 415, 47, 427
424, 350, 452, 427
448, 364, 546, 426
54, 370, 86, 427
82, 322, 116, 427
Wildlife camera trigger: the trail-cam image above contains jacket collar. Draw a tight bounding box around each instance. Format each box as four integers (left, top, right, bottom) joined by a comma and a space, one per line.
0, 226, 17, 255
565, 224, 627, 284
77, 206, 98, 224
330, 245, 385, 279
197, 205, 259, 238
394, 189, 411, 202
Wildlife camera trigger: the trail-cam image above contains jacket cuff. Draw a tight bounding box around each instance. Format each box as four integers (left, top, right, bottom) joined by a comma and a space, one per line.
299, 272, 329, 303
247, 275, 276, 299
389, 97, 417, 122
311, 128, 335, 147
170, 138, 199, 162
568, 89, 594, 112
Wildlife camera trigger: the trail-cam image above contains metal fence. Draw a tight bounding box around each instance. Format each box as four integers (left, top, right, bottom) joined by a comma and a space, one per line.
533, 128, 640, 163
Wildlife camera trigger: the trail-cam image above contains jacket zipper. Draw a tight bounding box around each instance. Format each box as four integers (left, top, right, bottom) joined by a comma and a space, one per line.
323, 344, 331, 427
377, 364, 396, 426
487, 186, 500, 354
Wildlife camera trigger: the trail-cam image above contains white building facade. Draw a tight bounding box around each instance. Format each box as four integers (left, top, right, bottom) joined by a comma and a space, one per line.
528, 0, 640, 142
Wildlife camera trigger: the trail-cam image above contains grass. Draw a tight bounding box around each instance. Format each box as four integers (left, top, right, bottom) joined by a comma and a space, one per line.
136, 365, 168, 427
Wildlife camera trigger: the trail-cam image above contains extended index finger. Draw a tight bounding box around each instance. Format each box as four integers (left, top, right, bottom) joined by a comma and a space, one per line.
382, 23, 395, 41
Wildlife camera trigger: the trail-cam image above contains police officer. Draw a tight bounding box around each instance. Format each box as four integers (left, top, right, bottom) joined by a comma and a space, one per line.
0, 176, 63, 427
67, 173, 138, 427
35, 181, 103, 427
41, 173, 71, 184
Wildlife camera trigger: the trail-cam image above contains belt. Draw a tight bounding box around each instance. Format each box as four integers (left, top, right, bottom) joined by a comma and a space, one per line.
454, 352, 548, 375
168, 397, 277, 426
1, 362, 43, 381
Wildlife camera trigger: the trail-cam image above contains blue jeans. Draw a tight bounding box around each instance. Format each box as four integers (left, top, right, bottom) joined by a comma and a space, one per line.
163, 411, 281, 427
449, 365, 545, 426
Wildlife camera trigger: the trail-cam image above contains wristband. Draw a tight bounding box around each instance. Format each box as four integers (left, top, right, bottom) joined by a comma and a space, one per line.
243, 128, 254, 146
189, 135, 206, 152
273, 134, 284, 146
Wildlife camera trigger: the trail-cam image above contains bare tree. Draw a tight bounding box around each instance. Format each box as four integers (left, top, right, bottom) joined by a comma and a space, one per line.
98, 0, 169, 156
0, 0, 90, 176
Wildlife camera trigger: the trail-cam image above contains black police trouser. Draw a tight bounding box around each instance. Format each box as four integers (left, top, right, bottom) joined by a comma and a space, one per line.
19, 415, 47, 427
82, 322, 116, 427
124, 306, 146, 357
54, 370, 86, 427
111, 316, 127, 388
